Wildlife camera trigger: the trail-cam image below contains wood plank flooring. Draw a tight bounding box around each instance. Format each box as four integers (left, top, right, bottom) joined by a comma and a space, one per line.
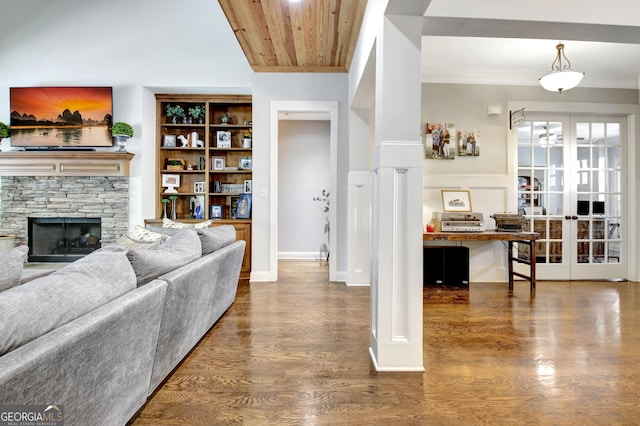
131, 261, 640, 425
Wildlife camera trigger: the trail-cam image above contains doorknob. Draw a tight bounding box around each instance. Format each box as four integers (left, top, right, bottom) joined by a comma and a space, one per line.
564, 215, 578, 220
565, 215, 571, 220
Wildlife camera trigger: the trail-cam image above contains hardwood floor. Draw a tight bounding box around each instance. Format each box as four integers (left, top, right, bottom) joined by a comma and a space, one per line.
131, 261, 640, 425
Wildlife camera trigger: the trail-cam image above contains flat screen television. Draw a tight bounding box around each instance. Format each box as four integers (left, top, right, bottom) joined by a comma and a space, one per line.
10, 87, 113, 149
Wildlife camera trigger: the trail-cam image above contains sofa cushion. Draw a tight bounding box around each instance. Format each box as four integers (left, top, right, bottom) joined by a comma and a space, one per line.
0, 245, 29, 292
197, 225, 237, 255
126, 229, 202, 286
145, 224, 183, 237
162, 218, 213, 229
0, 246, 137, 356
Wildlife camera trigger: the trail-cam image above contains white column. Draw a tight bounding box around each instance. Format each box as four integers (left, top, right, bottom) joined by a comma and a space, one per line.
369, 14, 424, 371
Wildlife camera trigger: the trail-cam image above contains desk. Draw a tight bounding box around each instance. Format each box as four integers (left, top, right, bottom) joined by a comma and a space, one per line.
423, 231, 539, 293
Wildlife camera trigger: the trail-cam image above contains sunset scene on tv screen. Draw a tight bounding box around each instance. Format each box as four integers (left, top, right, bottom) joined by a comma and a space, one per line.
10, 87, 112, 125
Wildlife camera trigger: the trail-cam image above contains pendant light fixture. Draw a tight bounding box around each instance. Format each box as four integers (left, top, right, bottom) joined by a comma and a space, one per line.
539, 43, 584, 93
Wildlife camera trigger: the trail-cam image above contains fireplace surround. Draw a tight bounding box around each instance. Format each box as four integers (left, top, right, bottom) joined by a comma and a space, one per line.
0, 175, 129, 250
0, 152, 133, 255
28, 217, 102, 262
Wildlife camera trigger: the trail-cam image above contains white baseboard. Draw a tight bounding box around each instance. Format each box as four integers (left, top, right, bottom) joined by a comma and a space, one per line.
278, 251, 328, 260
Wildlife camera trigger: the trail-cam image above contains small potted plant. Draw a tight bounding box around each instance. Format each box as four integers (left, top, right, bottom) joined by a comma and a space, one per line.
188, 105, 206, 124
165, 104, 186, 124
166, 158, 184, 171
0, 122, 10, 140
111, 122, 133, 152
243, 128, 252, 148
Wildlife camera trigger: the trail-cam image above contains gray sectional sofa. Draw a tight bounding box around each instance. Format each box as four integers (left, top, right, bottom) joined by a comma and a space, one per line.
0, 225, 245, 426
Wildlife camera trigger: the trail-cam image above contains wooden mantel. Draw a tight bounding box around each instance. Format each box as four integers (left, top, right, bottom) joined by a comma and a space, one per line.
0, 151, 135, 177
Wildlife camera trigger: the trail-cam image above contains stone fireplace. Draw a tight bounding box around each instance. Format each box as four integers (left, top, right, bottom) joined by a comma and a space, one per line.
0, 176, 128, 250
0, 152, 134, 257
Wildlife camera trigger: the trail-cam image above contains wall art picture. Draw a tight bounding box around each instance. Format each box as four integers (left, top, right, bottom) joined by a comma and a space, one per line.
9, 86, 113, 148
457, 130, 480, 157
425, 122, 455, 160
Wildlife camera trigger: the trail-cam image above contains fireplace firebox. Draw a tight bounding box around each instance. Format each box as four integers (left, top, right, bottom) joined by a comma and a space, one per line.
28, 218, 102, 262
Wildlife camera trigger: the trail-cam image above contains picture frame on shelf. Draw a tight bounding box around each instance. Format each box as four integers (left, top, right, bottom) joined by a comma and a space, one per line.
235, 193, 252, 219
194, 181, 205, 193
216, 131, 231, 148
239, 157, 252, 170
441, 190, 472, 212
212, 156, 225, 171
190, 195, 205, 219
162, 134, 176, 147
162, 174, 180, 193
230, 196, 239, 218
244, 180, 252, 193
210, 204, 223, 220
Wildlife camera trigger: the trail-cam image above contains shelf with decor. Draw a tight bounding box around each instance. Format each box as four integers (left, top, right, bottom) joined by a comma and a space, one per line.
155, 94, 252, 279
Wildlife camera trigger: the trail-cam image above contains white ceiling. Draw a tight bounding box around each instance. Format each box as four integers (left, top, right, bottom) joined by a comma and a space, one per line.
422, 0, 640, 89
3, 0, 640, 90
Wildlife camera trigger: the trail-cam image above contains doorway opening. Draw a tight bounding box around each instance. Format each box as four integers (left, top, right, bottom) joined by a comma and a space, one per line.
270, 101, 338, 282
278, 119, 331, 262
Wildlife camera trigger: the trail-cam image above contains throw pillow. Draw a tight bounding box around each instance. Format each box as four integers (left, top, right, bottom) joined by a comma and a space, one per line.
126, 229, 202, 286
131, 225, 168, 243
113, 234, 163, 250
0, 245, 29, 292
197, 225, 237, 256
162, 218, 213, 229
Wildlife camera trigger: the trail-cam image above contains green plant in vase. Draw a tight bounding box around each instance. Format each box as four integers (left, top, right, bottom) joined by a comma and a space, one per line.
165, 104, 185, 124
111, 122, 134, 152
188, 105, 206, 124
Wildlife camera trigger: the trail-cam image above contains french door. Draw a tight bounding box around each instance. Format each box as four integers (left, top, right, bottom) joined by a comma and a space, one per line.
516, 115, 627, 280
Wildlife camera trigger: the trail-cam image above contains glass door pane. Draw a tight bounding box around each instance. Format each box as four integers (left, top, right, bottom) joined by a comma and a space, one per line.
517, 119, 568, 277
573, 121, 622, 266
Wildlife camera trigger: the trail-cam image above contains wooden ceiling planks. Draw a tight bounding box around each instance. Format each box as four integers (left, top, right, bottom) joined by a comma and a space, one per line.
218, 0, 367, 73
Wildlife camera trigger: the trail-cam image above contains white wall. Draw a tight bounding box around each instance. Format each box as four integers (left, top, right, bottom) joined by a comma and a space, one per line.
0, 0, 253, 231
421, 82, 640, 281
278, 120, 331, 259
252, 73, 349, 280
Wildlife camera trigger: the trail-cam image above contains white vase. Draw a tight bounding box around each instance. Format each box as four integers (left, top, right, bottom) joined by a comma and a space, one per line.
243, 138, 252, 148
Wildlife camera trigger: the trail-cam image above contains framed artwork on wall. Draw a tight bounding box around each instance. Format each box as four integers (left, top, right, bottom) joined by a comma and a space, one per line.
425, 122, 455, 160
457, 130, 480, 157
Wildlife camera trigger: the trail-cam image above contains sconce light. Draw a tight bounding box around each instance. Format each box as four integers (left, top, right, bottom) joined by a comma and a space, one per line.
539, 43, 584, 93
